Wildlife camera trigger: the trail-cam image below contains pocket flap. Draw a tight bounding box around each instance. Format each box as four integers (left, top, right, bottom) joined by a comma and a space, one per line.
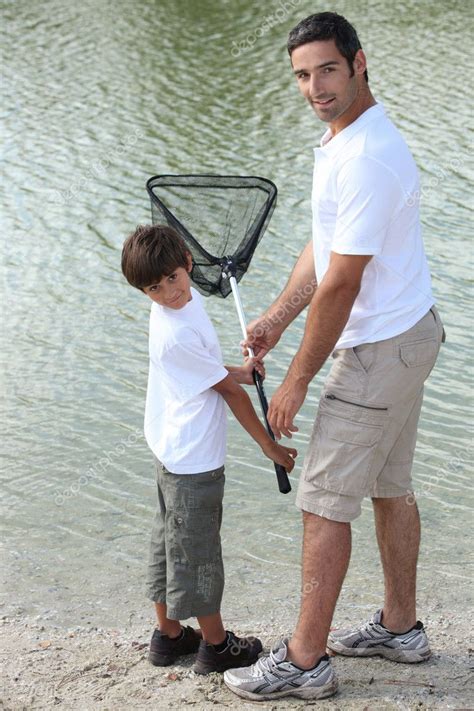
400, 338, 438, 367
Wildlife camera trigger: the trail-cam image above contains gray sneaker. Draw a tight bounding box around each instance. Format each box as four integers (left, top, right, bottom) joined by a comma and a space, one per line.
223, 639, 338, 701
327, 609, 431, 663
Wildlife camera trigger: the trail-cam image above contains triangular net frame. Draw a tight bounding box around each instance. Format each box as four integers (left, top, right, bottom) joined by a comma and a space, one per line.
146, 174, 277, 297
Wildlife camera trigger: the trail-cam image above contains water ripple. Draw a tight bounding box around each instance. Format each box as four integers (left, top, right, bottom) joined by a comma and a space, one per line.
1, 0, 472, 627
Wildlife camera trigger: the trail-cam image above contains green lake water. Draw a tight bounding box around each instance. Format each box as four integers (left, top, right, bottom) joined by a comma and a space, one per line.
1, 0, 472, 631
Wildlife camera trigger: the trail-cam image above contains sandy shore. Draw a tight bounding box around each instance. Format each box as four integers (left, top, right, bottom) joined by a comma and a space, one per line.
2, 610, 472, 710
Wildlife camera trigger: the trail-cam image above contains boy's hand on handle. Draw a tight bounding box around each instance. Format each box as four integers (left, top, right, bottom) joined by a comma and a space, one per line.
261, 439, 297, 473
241, 315, 283, 359
240, 356, 265, 385
225, 358, 265, 385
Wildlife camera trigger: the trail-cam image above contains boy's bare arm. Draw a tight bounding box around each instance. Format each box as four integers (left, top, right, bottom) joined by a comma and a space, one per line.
212, 375, 297, 471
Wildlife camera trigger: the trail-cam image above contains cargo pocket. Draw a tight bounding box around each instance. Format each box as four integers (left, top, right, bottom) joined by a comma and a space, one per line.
399, 338, 439, 368
304, 399, 385, 496
167, 507, 222, 565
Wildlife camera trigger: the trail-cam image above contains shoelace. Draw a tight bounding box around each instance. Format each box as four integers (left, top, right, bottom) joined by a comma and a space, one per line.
247, 646, 286, 678
363, 620, 399, 640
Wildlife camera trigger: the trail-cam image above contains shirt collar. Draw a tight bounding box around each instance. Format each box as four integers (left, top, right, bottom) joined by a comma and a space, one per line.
315, 102, 385, 156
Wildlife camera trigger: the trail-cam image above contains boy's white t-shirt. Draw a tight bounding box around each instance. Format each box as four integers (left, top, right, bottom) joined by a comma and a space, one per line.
144, 288, 229, 474
312, 102, 434, 349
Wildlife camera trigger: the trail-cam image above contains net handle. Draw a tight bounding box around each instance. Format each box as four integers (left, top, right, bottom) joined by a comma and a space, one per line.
228, 275, 291, 495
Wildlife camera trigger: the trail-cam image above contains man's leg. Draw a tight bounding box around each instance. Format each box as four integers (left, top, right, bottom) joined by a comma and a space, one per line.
223, 509, 342, 699
287, 511, 351, 668
373, 495, 420, 631
327, 493, 429, 664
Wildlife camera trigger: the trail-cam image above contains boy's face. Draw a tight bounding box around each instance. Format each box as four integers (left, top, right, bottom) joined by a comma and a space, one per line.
142, 254, 193, 309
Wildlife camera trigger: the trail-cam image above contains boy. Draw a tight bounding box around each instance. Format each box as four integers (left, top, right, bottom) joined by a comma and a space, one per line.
121, 224, 297, 675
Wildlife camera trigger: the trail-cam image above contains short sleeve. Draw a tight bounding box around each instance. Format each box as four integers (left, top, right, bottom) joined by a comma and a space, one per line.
157, 337, 228, 403
332, 156, 403, 255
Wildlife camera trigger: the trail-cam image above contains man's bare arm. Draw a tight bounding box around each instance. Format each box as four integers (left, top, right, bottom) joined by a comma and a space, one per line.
264, 239, 317, 330
268, 252, 372, 438
245, 240, 317, 358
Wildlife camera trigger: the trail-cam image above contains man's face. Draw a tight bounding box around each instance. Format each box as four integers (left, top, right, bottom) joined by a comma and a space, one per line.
142, 255, 193, 309
291, 39, 365, 125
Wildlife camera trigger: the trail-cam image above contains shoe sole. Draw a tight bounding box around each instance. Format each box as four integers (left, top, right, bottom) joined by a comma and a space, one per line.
224, 677, 338, 701
194, 650, 262, 676
148, 648, 200, 666
148, 652, 177, 667
327, 640, 431, 664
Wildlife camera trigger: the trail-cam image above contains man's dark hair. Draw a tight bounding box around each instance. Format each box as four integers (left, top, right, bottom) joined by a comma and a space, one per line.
121, 224, 190, 290
287, 12, 368, 83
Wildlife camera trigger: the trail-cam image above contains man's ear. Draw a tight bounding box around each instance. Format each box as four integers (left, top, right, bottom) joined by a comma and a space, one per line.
186, 252, 193, 272
353, 49, 367, 77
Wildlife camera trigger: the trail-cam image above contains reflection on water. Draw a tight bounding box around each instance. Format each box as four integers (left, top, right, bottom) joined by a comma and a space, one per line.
1, 0, 472, 628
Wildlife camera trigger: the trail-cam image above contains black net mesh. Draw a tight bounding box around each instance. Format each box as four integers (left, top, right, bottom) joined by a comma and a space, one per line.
146, 174, 277, 297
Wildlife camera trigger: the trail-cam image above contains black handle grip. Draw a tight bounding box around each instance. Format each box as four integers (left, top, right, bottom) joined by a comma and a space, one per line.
252, 370, 292, 494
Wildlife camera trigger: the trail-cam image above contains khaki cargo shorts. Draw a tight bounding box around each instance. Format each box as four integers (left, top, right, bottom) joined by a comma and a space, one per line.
296, 307, 445, 522
145, 460, 225, 620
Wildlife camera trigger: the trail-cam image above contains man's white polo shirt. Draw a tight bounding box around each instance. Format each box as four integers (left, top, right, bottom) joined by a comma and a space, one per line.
312, 102, 434, 349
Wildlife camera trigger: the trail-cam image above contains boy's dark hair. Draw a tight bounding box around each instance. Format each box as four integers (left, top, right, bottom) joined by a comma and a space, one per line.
121, 224, 190, 290
287, 12, 368, 83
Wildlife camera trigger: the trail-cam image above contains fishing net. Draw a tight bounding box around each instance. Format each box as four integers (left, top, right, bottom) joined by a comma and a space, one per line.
146, 174, 277, 297
145, 173, 290, 493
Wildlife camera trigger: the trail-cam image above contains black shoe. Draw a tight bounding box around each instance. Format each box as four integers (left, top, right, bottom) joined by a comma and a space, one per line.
148, 625, 202, 666
194, 631, 263, 675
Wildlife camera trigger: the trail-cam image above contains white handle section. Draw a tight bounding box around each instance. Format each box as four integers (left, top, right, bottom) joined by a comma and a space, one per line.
229, 275, 255, 359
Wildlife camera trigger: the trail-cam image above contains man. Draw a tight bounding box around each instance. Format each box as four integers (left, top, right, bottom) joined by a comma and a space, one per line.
223, 11, 445, 702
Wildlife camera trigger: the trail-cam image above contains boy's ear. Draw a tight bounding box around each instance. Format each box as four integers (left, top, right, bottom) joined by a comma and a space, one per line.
186, 252, 193, 272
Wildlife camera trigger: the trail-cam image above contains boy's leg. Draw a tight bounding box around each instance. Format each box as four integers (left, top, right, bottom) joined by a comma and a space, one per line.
160, 467, 262, 673
149, 604, 202, 667
196, 611, 226, 644
144, 460, 168, 609
145, 461, 191, 638
154, 602, 182, 638
163, 466, 226, 622
146, 462, 203, 666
